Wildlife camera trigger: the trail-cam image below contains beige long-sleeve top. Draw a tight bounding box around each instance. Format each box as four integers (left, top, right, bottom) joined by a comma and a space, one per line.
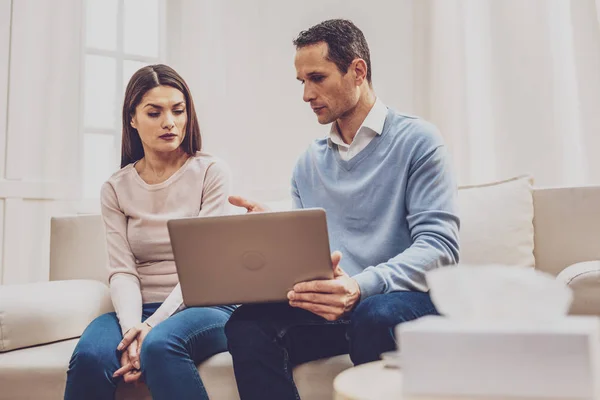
100, 152, 231, 334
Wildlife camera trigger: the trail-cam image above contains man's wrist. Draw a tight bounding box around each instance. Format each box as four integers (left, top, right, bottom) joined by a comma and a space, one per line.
349, 278, 361, 309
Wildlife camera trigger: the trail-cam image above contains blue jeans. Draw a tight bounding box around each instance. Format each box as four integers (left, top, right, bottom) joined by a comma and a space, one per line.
64, 303, 235, 400
225, 291, 437, 400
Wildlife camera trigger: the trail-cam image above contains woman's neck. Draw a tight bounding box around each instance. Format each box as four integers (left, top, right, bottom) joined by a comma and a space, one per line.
136, 148, 190, 182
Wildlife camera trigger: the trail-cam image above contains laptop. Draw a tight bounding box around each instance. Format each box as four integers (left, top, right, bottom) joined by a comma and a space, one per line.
167, 208, 334, 307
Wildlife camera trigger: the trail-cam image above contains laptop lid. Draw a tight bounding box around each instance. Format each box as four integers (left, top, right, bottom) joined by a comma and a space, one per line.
167, 208, 333, 307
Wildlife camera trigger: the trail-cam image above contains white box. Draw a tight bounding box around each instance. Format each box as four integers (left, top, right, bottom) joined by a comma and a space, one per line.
397, 316, 600, 399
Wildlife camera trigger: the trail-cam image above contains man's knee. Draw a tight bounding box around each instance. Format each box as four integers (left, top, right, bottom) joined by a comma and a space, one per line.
225, 306, 265, 348
352, 292, 437, 330
225, 304, 287, 355
351, 295, 402, 334
224, 312, 246, 345
348, 292, 437, 365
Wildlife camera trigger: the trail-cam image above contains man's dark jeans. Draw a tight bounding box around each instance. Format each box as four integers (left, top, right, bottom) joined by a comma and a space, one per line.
225, 291, 438, 400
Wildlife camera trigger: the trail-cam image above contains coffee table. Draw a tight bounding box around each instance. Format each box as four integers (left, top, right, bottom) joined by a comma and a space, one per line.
332, 361, 578, 400
333, 360, 402, 400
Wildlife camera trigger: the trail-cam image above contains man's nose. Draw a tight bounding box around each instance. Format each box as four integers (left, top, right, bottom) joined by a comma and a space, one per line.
303, 84, 315, 103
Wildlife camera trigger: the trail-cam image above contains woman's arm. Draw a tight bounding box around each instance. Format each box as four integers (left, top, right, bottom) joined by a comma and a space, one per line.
101, 182, 143, 334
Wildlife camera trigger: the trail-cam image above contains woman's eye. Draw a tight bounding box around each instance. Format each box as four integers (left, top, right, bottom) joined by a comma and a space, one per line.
173, 109, 185, 115
148, 112, 160, 118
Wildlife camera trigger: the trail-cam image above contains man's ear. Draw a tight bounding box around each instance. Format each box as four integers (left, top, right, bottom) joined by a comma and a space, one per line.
352, 58, 368, 86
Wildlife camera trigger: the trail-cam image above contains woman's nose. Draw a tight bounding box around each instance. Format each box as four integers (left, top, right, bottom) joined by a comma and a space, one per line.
162, 115, 175, 129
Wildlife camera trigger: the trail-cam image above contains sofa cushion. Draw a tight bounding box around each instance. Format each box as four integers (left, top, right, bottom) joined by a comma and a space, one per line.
457, 175, 535, 267
0, 338, 352, 400
0, 338, 77, 400
118, 352, 352, 400
295, 354, 354, 399
557, 260, 600, 315
50, 215, 109, 283
0, 280, 113, 352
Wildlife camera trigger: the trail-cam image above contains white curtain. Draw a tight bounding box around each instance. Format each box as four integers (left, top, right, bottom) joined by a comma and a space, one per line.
0, 0, 82, 284
412, 0, 600, 186
169, 0, 600, 191
167, 0, 417, 200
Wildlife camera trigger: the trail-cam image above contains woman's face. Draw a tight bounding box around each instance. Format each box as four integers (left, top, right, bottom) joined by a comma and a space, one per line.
130, 85, 187, 155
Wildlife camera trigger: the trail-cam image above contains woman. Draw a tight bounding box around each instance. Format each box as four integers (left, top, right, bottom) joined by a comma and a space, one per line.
65, 64, 235, 399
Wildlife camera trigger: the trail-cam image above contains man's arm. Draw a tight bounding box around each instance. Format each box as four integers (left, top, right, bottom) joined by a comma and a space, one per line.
291, 176, 304, 209
352, 145, 460, 301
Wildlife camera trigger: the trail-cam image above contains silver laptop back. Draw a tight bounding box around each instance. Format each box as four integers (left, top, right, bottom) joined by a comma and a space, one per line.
167, 208, 333, 306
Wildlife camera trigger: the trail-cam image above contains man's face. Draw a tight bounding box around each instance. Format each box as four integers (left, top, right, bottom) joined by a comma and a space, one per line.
295, 42, 359, 125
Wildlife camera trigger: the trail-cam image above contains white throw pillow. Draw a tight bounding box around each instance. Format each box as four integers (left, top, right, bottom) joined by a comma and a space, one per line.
457, 175, 535, 267
0, 280, 113, 352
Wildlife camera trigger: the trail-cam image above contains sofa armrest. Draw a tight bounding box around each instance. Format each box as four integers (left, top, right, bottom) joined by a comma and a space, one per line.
556, 260, 600, 315
0, 280, 113, 352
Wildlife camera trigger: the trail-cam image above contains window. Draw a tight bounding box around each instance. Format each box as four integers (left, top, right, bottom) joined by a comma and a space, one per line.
80, 0, 165, 209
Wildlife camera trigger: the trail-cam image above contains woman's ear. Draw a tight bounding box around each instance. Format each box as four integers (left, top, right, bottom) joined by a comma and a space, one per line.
130, 115, 137, 130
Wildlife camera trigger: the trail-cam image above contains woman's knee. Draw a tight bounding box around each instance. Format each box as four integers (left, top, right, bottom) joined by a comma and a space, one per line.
69, 340, 117, 381
69, 313, 121, 377
140, 329, 176, 366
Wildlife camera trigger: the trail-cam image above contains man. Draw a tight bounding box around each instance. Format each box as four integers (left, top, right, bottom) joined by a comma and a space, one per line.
226, 19, 460, 399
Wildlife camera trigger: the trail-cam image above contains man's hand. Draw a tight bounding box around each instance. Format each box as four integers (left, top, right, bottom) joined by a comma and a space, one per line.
288, 251, 361, 321
113, 322, 152, 380
228, 195, 269, 213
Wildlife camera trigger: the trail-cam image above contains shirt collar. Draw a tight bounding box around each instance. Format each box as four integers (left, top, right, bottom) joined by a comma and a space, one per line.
328, 97, 388, 147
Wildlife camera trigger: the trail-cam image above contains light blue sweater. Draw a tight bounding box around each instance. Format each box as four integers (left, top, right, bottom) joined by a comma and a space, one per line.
291, 109, 460, 300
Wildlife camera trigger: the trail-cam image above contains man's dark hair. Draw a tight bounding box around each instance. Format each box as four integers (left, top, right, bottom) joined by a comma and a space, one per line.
293, 19, 372, 84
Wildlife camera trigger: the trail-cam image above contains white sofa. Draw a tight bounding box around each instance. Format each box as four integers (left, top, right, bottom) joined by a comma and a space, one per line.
1, 176, 600, 400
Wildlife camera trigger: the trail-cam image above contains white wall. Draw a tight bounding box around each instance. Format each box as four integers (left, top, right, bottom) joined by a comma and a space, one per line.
0, 0, 414, 285
0, 0, 10, 284
167, 0, 415, 202
0, 0, 82, 284
1, 0, 597, 285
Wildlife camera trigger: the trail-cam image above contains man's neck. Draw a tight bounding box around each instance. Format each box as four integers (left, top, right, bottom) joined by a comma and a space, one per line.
336, 90, 376, 144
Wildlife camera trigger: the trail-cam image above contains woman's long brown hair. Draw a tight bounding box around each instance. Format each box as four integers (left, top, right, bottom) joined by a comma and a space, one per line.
120, 64, 201, 168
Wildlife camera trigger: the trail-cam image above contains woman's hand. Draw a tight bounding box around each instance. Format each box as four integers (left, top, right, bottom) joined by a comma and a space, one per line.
113, 339, 143, 383
113, 322, 152, 381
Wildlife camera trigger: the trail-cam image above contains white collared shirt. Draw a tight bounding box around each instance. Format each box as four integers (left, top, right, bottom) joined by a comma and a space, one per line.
328, 97, 388, 161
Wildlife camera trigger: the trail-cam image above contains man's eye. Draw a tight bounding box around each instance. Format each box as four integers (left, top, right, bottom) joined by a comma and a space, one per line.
312, 76, 324, 82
